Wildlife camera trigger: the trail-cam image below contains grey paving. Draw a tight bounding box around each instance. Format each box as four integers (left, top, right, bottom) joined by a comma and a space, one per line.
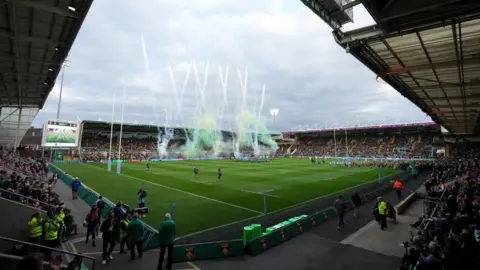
53, 178, 91, 239
195, 235, 400, 270
343, 197, 424, 258
305, 176, 424, 242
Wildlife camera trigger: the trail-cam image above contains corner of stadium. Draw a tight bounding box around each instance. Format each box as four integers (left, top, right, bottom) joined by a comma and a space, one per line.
1, 1, 480, 270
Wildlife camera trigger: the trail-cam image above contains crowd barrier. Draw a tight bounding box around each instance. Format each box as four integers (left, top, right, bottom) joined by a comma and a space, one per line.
48, 164, 161, 250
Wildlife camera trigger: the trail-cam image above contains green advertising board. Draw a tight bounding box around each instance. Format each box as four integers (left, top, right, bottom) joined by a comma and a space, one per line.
173, 240, 244, 263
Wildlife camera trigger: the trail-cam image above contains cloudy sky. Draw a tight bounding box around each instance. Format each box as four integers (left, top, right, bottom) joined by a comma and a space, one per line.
33, 0, 430, 132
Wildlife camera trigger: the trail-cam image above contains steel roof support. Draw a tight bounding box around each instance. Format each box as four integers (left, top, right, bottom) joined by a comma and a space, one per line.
452, 20, 469, 133
6, 0, 22, 106
0, 29, 66, 48
0, 108, 19, 124
14, 107, 22, 151
16, 0, 80, 18
342, 0, 361, 10
407, 81, 480, 91
381, 38, 450, 123
415, 31, 456, 123
333, 25, 384, 45
377, 58, 480, 76
0, 56, 63, 66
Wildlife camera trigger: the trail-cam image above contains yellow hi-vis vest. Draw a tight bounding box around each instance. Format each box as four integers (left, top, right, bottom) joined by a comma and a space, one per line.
378, 201, 387, 215
28, 217, 43, 238
55, 212, 65, 227
120, 220, 128, 238
44, 219, 60, 241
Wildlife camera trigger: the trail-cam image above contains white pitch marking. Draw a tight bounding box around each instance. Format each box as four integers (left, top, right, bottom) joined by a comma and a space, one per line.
189, 179, 212, 185
84, 164, 263, 214
176, 172, 398, 241
240, 189, 281, 198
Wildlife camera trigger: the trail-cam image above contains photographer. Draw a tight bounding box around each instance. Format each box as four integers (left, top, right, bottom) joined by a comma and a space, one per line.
137, 189, 147, 208
137, 189, 147, 218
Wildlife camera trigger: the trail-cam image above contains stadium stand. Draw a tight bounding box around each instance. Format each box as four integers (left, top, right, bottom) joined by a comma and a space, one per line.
398, 146, 480, 270
0, 0, 96, 268
26, 121, 440, 162
283, 123, 440, 159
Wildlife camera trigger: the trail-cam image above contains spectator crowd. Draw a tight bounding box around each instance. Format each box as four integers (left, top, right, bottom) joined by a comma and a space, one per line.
0, 150, 62, 209
0, 149, 80, 268
287, 133, 436, 159
400, 147, 480, 270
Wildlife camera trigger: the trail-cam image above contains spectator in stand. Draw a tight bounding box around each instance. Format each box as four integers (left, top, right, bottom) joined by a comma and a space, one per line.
0, 150, 62, 211
399, 146, 480, 270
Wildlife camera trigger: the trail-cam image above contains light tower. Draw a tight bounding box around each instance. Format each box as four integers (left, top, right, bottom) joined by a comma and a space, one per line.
269, 108, 279, 125
56, 57, 71, 120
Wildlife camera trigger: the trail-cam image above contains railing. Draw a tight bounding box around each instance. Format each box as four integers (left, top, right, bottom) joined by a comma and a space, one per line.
0, 236, 96, 270
0, 188, 59, 210
420, 187, 447, 230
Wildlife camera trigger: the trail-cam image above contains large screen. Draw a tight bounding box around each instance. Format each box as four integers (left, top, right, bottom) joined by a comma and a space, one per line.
42, 120, 80, 147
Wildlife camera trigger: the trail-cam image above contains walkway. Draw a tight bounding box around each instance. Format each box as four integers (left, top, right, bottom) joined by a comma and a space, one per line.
341, 190, 424, 258
53, 178, 91, 239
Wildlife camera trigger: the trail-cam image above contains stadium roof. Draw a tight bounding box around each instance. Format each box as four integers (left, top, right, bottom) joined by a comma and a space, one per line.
332, 7, 480, 135
285, 121, 439, 135
0, 0, 93, 146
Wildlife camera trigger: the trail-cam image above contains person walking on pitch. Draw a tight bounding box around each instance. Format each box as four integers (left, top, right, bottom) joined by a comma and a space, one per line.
218, 167, 222, 180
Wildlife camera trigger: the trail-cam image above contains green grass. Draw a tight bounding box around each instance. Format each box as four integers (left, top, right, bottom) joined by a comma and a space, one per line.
56, 158, 397, 236
46, 133, 77, 143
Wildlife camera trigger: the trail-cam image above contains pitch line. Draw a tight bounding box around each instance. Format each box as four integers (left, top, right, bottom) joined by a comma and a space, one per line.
84, 164, 262, 215
189, 179, 212, 185
176, 172, 399, 241
240, 189, 280, 198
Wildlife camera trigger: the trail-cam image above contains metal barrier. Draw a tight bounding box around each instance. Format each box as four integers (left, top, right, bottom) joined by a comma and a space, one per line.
420, 188, 447, 230
0, 188, 59, 210
0, 236, 96, 270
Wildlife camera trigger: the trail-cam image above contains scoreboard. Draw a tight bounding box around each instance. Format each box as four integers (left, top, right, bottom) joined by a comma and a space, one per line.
42, 120, 80, 147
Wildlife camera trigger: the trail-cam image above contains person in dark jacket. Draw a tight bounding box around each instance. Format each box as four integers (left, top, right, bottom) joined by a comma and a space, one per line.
84, 206, 99, 247
113, 201, 124, 243
351, 191, 362, 218
100, 211, 115, 265
334, 195, 346, 230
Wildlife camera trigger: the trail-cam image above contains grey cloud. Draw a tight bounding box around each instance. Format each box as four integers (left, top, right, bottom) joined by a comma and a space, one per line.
34, 0, 428, 132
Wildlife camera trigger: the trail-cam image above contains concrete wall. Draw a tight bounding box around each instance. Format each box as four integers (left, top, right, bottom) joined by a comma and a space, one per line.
0, 198, 45, 253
